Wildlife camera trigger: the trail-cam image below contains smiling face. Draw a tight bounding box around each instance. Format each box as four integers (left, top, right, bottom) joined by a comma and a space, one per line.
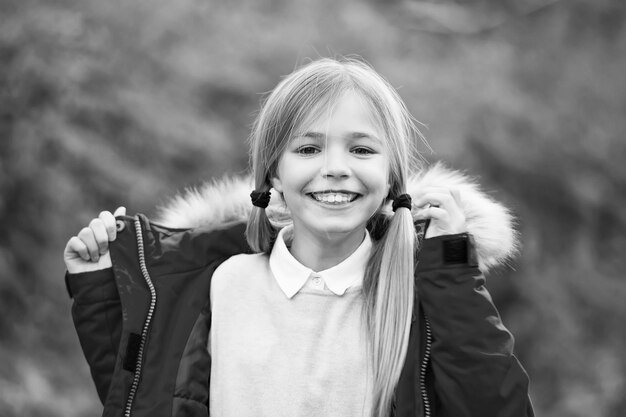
272, 90, 391, 247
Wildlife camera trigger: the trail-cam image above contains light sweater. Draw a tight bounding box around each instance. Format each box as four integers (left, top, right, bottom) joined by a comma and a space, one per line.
209, 226, 373, 417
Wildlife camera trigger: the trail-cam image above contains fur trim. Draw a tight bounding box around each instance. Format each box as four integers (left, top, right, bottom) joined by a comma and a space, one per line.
155, 162, 518, 272
405, 163, 519, 271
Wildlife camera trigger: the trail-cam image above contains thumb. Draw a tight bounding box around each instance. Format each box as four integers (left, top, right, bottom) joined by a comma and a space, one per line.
113, 206, 126, 217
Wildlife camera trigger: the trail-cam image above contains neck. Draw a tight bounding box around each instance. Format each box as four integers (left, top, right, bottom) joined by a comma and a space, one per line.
289, 226, 366, 272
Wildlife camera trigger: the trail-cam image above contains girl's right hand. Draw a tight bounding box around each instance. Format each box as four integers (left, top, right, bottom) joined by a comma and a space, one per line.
64, 207, 126, 274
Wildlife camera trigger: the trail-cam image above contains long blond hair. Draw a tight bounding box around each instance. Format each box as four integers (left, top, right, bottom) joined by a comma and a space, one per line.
246, 57, 424, 417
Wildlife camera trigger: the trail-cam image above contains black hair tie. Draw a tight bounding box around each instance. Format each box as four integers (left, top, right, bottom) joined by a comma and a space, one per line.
392, 194, 412, 212
250, 190, 271, 208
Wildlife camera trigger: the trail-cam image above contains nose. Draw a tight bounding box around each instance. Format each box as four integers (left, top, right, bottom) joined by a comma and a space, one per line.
320, 148, 351, 179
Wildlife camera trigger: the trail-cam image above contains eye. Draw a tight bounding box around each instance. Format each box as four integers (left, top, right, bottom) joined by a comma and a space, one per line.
351, 146, 375, 155
296, 145, 320, 155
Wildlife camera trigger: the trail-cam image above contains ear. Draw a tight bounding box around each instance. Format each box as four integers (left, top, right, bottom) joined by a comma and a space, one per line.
271, 175, 283, 193
385, 177, 392, 200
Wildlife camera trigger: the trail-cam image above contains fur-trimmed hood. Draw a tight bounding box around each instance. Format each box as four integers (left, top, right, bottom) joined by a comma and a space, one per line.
156, 162, 518, 272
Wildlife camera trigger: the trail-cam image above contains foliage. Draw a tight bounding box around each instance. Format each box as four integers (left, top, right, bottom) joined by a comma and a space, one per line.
1, 0, 624, 415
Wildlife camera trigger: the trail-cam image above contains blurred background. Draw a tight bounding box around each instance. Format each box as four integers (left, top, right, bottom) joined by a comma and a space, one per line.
1, 0, 625, 415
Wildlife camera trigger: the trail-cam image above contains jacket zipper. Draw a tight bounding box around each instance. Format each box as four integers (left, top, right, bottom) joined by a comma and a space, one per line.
419, 315, 433, 417
124, 217, 158, 417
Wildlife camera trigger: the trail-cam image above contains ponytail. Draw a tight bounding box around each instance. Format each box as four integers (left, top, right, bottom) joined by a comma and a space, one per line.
363, 202, 416, 417
246, 184, 276, 254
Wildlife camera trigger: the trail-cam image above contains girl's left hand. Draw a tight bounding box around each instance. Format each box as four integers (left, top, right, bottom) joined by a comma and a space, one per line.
413, 187, 467, 239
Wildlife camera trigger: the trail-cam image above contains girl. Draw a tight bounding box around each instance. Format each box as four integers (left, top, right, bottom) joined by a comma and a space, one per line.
64, 58, 533, 417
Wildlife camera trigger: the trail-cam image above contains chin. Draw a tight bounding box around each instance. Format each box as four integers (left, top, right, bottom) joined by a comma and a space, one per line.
310, 222, 366, 238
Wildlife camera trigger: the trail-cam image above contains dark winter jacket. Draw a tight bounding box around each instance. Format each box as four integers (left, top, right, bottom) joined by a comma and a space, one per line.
66, 163, 534, 417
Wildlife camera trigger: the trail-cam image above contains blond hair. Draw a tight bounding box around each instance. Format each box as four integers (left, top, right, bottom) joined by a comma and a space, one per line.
246, 57, 424, 417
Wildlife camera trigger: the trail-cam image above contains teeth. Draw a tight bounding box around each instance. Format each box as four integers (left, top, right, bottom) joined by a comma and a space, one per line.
311, 192, 356, 204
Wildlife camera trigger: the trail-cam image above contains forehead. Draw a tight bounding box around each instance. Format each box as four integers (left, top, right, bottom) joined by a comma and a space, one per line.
295, 90, 383, 136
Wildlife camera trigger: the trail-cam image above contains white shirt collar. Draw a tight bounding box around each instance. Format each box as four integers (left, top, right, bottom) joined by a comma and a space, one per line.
269, 225, 372, 299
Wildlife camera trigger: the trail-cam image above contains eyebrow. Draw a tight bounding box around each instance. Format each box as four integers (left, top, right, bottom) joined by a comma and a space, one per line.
298, 131, 380, 141
300, 131, 324, 139
348, 132, 379, 140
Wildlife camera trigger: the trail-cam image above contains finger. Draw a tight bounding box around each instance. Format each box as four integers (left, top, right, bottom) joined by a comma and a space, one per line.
65, 236, 90, 261
413, 192, 455, 211
113, 206, 126, 217
77, 226, 100, 261
414, 206, 449, 222
99, 211, 117, 241
89, 218, 110, 255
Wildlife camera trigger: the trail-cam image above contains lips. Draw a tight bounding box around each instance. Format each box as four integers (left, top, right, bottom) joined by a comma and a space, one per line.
308, 191, 359, 204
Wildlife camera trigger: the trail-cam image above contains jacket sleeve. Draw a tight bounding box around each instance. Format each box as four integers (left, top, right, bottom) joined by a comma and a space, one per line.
416, 233, 534, 417
66, 268, 122, 405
